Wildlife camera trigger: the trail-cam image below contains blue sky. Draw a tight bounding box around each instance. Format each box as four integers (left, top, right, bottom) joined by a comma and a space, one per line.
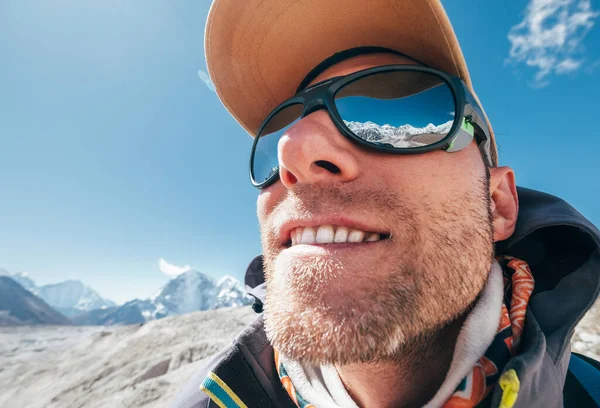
1, 0, 598, 304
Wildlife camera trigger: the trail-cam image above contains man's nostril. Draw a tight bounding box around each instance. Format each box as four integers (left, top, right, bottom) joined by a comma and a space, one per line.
315, 160, 341, 174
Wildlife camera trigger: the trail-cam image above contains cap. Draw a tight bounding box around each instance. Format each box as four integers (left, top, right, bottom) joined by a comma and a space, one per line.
204, 0, 498, 165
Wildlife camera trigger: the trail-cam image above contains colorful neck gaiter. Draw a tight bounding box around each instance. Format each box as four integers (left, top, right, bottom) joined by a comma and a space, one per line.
275, 255, 535, 408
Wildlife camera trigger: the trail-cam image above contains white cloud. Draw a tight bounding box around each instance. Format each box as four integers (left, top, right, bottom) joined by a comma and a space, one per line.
555, 57, 582, 73
197, 69, 216, 92
507, 0, 598, 86
158, 258, 191, 278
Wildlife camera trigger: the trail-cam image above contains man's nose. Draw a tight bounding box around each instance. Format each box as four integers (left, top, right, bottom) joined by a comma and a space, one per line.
277, 110, 360, 189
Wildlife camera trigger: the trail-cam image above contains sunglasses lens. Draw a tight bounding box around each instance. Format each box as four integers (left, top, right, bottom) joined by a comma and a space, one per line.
334, 71, 456, 148
251, 103, 303, 186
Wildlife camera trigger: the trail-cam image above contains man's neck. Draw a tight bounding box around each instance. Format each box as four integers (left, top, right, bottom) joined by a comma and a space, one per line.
335, 313, 466, 408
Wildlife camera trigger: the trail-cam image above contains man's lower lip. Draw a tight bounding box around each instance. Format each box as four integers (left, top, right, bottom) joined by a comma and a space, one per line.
282, 241, 386, 250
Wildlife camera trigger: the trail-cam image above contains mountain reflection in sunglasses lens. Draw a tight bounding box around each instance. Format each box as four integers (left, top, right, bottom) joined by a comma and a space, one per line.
334, 71, 456, 148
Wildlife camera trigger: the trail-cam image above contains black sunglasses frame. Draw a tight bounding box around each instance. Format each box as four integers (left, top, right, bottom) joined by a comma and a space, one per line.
250, 64, 493, 189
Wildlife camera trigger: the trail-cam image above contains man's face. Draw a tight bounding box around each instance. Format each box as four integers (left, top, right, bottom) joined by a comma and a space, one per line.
257, 53, 495, 365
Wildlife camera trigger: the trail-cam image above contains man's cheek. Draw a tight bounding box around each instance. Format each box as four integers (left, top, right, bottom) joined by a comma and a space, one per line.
256, 198, 267, 222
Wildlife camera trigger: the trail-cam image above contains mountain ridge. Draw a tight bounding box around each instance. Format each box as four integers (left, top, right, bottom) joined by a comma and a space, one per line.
73, 269, 253, 325
0, 277, 71, 326
344, 119, 453, 147
38, 280, 116, 316
0, 267, 253, 326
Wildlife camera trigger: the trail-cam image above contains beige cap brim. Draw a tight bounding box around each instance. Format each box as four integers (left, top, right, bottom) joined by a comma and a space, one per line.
205, 0, 498, 165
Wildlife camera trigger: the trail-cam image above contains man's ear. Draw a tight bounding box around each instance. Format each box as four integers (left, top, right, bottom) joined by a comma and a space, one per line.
489, 166, 519, 242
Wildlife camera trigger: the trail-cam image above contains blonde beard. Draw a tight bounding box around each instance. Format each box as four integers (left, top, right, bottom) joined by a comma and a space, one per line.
261, 175, 493, 366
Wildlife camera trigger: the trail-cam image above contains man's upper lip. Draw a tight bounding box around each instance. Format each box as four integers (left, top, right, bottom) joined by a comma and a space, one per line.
278, 217, 390, 245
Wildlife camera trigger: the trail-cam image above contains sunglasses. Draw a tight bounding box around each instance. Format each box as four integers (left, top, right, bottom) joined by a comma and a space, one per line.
250, 65, 493, 189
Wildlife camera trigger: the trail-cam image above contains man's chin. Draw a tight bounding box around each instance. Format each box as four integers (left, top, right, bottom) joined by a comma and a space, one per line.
263, 294, 409, 365
262, 263, 416, 365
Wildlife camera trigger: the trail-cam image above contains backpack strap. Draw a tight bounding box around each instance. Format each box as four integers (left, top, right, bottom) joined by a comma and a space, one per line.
564, 352, 600, 408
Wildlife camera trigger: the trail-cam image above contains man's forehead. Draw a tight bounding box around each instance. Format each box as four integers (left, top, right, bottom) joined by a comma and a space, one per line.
305, 52, 422, 89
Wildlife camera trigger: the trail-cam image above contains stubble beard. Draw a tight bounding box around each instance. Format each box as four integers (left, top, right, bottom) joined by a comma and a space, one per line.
261, 172, 494, 366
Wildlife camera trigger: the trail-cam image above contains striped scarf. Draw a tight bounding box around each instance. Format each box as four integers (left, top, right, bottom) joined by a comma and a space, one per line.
275, 255, 535, 408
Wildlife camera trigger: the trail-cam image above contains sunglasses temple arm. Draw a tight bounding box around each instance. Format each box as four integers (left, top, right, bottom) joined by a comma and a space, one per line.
464, 103, 494, 167
446, 117, 475, 153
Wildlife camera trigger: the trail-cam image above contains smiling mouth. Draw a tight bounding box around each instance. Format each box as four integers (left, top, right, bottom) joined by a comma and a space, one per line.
284, 224, 391, 248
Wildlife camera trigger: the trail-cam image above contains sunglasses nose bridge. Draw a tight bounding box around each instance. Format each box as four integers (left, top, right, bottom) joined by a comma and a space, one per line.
303, 98, 328, 117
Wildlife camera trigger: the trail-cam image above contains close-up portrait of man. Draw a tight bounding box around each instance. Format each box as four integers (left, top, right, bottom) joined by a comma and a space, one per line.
169, 0, 600, 407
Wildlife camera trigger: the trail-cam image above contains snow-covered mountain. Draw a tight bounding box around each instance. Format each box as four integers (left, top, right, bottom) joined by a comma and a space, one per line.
0, 269, 115, 317
0, 267, 253, 326
151, 270, 218, 316
344, 120, 453, 147
214, 275, 253, 309
37, 280, 116, 316
71, 299, 155, 326
75, 270, 253, 325
1, 271, 37, 293
0, 277, 71, 326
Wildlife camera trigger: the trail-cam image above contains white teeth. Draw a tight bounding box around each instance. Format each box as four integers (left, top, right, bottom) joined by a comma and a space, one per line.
301, 227, 316, 244
289, 226, 385, 246
334, 226, 349, 243
316, 225, 334, 244
295, 228, 303, 244
365, 232, 380, 242
347, 229, 365, 243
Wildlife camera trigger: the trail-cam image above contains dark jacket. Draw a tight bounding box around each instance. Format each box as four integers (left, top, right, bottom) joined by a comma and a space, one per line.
171, 187, 600, 408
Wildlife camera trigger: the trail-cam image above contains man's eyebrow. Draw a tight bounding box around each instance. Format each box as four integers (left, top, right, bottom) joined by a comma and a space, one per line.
295, 46, 425, 93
